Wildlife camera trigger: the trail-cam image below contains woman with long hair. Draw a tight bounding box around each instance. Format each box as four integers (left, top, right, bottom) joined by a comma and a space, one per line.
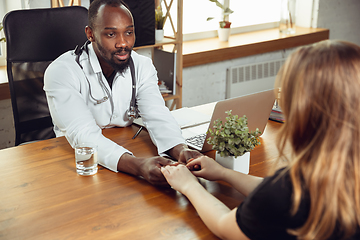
161, 40, 360, 239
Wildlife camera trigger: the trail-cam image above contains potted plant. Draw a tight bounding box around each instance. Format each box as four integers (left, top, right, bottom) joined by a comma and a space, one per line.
207, 0, 234, 41
155, 5, 165, 42
207, 110, 261, 174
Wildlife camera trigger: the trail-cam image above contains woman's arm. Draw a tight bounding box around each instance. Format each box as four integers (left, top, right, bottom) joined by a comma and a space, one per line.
161, 165, 249, 240
187, 156, 263, 196
219, 167, 263, 197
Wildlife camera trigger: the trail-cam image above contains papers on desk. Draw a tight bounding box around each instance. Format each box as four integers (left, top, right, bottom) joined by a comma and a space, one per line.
133, 107, 211, 129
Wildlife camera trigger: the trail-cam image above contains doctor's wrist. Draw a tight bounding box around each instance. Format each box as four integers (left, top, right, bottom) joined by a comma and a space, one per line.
117, 153, 141, 176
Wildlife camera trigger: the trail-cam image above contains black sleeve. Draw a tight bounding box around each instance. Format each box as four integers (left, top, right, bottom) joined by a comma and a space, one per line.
235, 168, 308, 240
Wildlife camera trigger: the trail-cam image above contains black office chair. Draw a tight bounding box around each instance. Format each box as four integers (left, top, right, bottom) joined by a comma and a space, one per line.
3, 6, 88, 145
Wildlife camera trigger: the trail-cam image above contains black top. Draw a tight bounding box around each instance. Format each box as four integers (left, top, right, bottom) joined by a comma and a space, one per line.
236, 168, 360, 240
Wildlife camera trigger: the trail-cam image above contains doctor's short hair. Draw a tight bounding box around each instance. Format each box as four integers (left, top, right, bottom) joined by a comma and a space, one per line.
88, 0, 131, 29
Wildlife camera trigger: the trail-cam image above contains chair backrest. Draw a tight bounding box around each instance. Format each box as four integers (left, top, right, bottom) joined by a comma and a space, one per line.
3, 6, 88, 146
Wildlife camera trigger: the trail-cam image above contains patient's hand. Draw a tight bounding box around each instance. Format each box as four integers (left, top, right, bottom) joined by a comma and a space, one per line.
178, 148, 203, 170
186, 156, 226, 181
161, 164, 198, 194
139, 156, 179, 186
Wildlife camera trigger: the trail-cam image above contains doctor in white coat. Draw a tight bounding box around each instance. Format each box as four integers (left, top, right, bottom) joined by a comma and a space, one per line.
44, 0, 202, 185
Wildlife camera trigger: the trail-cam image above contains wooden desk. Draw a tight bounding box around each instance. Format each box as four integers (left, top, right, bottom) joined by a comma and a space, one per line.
0, 120, 284, 239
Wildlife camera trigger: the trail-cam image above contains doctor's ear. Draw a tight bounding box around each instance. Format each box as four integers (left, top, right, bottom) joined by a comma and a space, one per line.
85, 26, 95, 42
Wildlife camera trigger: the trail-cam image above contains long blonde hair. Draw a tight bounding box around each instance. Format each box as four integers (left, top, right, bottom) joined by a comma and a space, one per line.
276, 40, 360, 239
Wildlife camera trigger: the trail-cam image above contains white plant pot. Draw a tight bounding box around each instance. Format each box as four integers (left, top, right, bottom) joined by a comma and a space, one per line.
215, 151, 250, 174
155, 29, 164, 42
217, 28, 231, 42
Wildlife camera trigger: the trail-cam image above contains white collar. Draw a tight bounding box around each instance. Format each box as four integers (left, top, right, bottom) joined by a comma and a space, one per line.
87, 43, 103, 74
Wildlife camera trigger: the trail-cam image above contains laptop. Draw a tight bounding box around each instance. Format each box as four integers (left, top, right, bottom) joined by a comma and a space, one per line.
183, 89, 275, 152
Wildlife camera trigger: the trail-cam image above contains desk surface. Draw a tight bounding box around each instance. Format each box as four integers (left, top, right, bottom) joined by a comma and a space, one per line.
0, 120, 284, 239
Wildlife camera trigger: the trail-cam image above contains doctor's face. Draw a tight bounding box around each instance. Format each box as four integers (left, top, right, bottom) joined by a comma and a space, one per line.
88, 4, 135, 73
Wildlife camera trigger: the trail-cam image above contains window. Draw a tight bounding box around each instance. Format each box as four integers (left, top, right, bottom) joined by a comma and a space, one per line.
163, 0, 281, 41
230, 0, 281, 28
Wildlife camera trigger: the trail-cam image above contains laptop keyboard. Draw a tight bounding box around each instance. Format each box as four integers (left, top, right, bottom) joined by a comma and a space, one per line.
185, 133, 206, 149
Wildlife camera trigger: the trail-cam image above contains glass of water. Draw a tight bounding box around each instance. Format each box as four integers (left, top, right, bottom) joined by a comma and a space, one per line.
279, 0, 297, 34
75, 143, 98, 176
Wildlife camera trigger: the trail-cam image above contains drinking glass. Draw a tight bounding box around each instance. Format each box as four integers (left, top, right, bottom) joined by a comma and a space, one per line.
280, 0, 296, 34
75, 143, 98, 176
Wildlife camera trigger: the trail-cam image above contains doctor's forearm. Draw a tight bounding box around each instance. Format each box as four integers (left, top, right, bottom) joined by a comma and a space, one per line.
117, 153, 142, 176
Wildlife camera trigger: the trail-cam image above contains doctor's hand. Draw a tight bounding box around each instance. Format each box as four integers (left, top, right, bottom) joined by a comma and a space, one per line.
178, 147, 203, 164
118, 154, 178, 186
168, 144, 203, 166
139, 156, 179, 186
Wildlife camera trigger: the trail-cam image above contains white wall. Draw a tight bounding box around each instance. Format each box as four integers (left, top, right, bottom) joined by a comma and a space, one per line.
182, 49, 292, 107
316, 0, 360, 46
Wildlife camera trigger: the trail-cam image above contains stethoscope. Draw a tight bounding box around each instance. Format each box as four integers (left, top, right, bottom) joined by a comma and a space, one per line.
74, 40, 140, 120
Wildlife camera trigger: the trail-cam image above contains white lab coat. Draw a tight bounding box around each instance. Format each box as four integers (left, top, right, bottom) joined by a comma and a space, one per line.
44, 44, 185, 172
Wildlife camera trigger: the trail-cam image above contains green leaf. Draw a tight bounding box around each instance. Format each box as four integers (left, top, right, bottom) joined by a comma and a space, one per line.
224, 8, 234, 15
207, 110, 261, 157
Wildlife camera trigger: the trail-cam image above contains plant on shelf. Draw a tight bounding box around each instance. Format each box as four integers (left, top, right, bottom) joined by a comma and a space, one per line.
207, 110, 261, 158
207, 0, 234, 29
155, 5, 165, 30
155, 5, 165, 42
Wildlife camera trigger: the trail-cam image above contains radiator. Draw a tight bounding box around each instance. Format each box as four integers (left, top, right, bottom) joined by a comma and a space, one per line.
226, 59, 285, 99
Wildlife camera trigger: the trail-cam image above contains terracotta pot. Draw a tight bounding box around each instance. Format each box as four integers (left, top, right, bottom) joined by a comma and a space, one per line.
219, 21, 232, 28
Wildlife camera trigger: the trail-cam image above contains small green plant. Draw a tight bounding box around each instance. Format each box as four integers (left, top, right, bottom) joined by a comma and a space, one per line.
207, 110, 261, 157
155, 5, 165, 30
207, 0, 234, 28
0, 23, 6, 42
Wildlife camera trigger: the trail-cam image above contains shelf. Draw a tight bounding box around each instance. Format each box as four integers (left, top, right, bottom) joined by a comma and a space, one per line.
135, 0, 183, 110
181, 27, 329, 68
162, 93, 179, 101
